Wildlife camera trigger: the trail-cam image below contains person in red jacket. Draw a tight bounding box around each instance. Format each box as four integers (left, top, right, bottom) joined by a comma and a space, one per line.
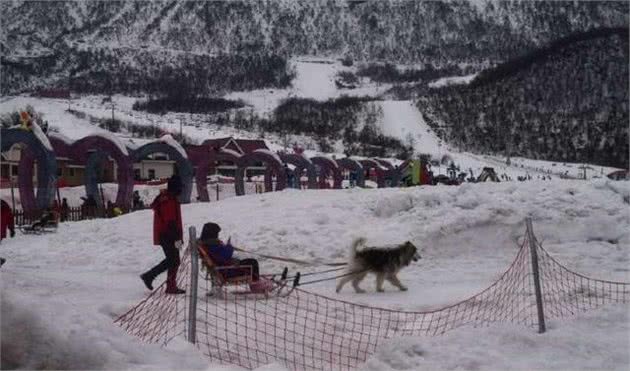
140, 175, 185, 294
1, 199, 16, 267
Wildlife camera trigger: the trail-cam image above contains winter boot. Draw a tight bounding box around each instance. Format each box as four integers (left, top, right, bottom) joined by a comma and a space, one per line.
140, 272, 153, 290
165, 267, 185, 294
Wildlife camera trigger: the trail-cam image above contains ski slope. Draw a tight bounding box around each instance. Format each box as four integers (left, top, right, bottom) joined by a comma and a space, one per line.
1, 180, 628, 369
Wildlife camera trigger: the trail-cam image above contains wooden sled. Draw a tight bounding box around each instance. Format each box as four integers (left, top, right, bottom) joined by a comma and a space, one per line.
196, 244, 290, 299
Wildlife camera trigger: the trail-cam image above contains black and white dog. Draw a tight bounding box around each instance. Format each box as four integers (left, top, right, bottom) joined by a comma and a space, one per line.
336, 238, 421, 293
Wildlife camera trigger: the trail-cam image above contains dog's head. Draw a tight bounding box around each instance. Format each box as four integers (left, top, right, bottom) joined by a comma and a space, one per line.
401, 241, 421, 264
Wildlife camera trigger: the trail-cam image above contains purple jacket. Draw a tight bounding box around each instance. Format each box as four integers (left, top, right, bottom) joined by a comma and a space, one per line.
204, 239, 235, 265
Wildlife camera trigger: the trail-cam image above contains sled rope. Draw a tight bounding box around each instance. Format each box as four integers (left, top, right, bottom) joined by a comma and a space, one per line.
296, 268, 369, 286
233, 245, 347, 267
285, 266, 346, 280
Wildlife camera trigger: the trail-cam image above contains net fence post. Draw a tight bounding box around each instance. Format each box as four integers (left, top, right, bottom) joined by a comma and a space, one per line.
526, 218, 546, 333
187, 226, 198, 344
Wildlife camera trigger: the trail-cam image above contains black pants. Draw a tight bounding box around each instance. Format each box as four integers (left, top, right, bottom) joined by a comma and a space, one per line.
144, 240, 180, 280
238, 258, 259, 280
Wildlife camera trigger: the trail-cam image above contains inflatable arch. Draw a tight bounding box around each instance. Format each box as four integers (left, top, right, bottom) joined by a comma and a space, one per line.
1, 126, 57, 213
311, 156, 342, 189
235, 150, 286, 196
374, 159, 397, 187
132, 137, 193, 203
278, 153, 317, 189
335, 157, 365, 188
186, 145, 212, 202
394, 159, 412, 187
359, 159, 387, 188
70, 135, 135, 209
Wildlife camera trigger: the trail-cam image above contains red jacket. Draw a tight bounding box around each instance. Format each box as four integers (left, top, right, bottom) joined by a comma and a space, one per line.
1, 201, 15, 240
152, 191, 182, 246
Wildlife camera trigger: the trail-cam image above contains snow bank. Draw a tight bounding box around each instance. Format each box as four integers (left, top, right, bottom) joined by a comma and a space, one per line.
0, 180, 628, 369
0, 288, 211, 370
363, 304, 629, 371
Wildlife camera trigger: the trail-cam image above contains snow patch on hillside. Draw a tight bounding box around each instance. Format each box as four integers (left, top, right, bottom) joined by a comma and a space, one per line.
428, 73, 477, 88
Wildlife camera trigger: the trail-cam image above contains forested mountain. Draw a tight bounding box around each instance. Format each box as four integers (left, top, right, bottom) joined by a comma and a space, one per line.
1, 0, 627, 94
421, 28, 629, 168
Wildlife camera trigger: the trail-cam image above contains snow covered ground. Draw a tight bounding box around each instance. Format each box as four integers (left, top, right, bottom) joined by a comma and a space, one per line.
1, 179, 628, 369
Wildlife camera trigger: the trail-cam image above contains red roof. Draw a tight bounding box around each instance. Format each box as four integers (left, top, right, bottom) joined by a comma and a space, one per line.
201, 137, 268, 155
235, 139, 268, 154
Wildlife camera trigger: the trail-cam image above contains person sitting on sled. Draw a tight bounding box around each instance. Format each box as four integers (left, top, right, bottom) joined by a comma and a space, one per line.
198, 222, 273, 293
199, 222, 260, 281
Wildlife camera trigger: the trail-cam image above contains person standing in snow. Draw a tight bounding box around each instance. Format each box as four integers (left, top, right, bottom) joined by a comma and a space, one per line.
60, 198, 70, 222
0, 199, 16, 267
140, 175, 185, 294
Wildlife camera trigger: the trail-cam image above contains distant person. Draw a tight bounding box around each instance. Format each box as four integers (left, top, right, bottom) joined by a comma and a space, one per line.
60, 198, 70, 222
140, 175, 185, 294
133, 191, 144, 210
0, 200, 16, 267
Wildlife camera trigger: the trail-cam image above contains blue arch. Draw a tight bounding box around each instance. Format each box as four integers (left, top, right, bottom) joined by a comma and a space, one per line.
132, 142, 194, 203
1, 127, 57, 212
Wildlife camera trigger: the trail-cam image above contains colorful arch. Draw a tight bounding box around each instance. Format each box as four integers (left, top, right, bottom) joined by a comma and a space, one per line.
311, 156, 342, 189
235, 150, 286, 196
132, 138, 193, 203
278, 153, 317, 189
359, 159, 387, 188
72, 135, 134, 209
335, 157, 365, 188
186, 145, 211, 202
1, 126, 57, 213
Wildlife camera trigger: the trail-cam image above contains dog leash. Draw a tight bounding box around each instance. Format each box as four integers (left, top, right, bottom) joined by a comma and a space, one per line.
233, 246, 347, 267
296, 269, 368, 287
285, 266, 346, 280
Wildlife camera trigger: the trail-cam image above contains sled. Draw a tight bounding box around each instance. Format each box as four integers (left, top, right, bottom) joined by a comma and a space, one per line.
196, 244, 291, 299
19, 220, 59, 235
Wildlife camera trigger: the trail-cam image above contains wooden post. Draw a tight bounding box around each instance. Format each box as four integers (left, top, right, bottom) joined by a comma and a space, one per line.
526, 218, 546, 333
216, 183, 219, 201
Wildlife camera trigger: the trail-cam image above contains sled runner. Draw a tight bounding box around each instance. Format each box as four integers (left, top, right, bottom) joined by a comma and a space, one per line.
196, 244, 290, 298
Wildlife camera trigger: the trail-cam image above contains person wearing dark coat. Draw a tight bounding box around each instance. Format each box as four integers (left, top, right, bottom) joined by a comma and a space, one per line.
140, 175, 185, 294
199, 222, 260, 281
0, 200, 15, 267
60, 198, 70, 222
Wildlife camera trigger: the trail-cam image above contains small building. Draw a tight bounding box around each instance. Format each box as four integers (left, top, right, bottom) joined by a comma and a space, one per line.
202, 137, 270, 178
133, 153, 176, 181
0, 145, 21, 186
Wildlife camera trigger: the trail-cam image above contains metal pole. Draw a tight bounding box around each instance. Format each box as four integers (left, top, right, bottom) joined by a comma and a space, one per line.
526, 218, 546, 333
187, 226, 198, 344
10, 179, 16, 213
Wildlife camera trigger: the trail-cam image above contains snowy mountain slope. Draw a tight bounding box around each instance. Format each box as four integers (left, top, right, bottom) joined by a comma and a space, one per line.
379, 100, 442, 155
1, 180, 628, 369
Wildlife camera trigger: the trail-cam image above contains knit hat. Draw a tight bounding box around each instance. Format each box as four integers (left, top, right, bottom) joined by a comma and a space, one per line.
167, 175, 182, 196
200, 222, 221, 242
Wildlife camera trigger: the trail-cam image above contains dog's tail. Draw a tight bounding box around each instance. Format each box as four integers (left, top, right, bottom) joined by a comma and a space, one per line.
349, 237, 367, 260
